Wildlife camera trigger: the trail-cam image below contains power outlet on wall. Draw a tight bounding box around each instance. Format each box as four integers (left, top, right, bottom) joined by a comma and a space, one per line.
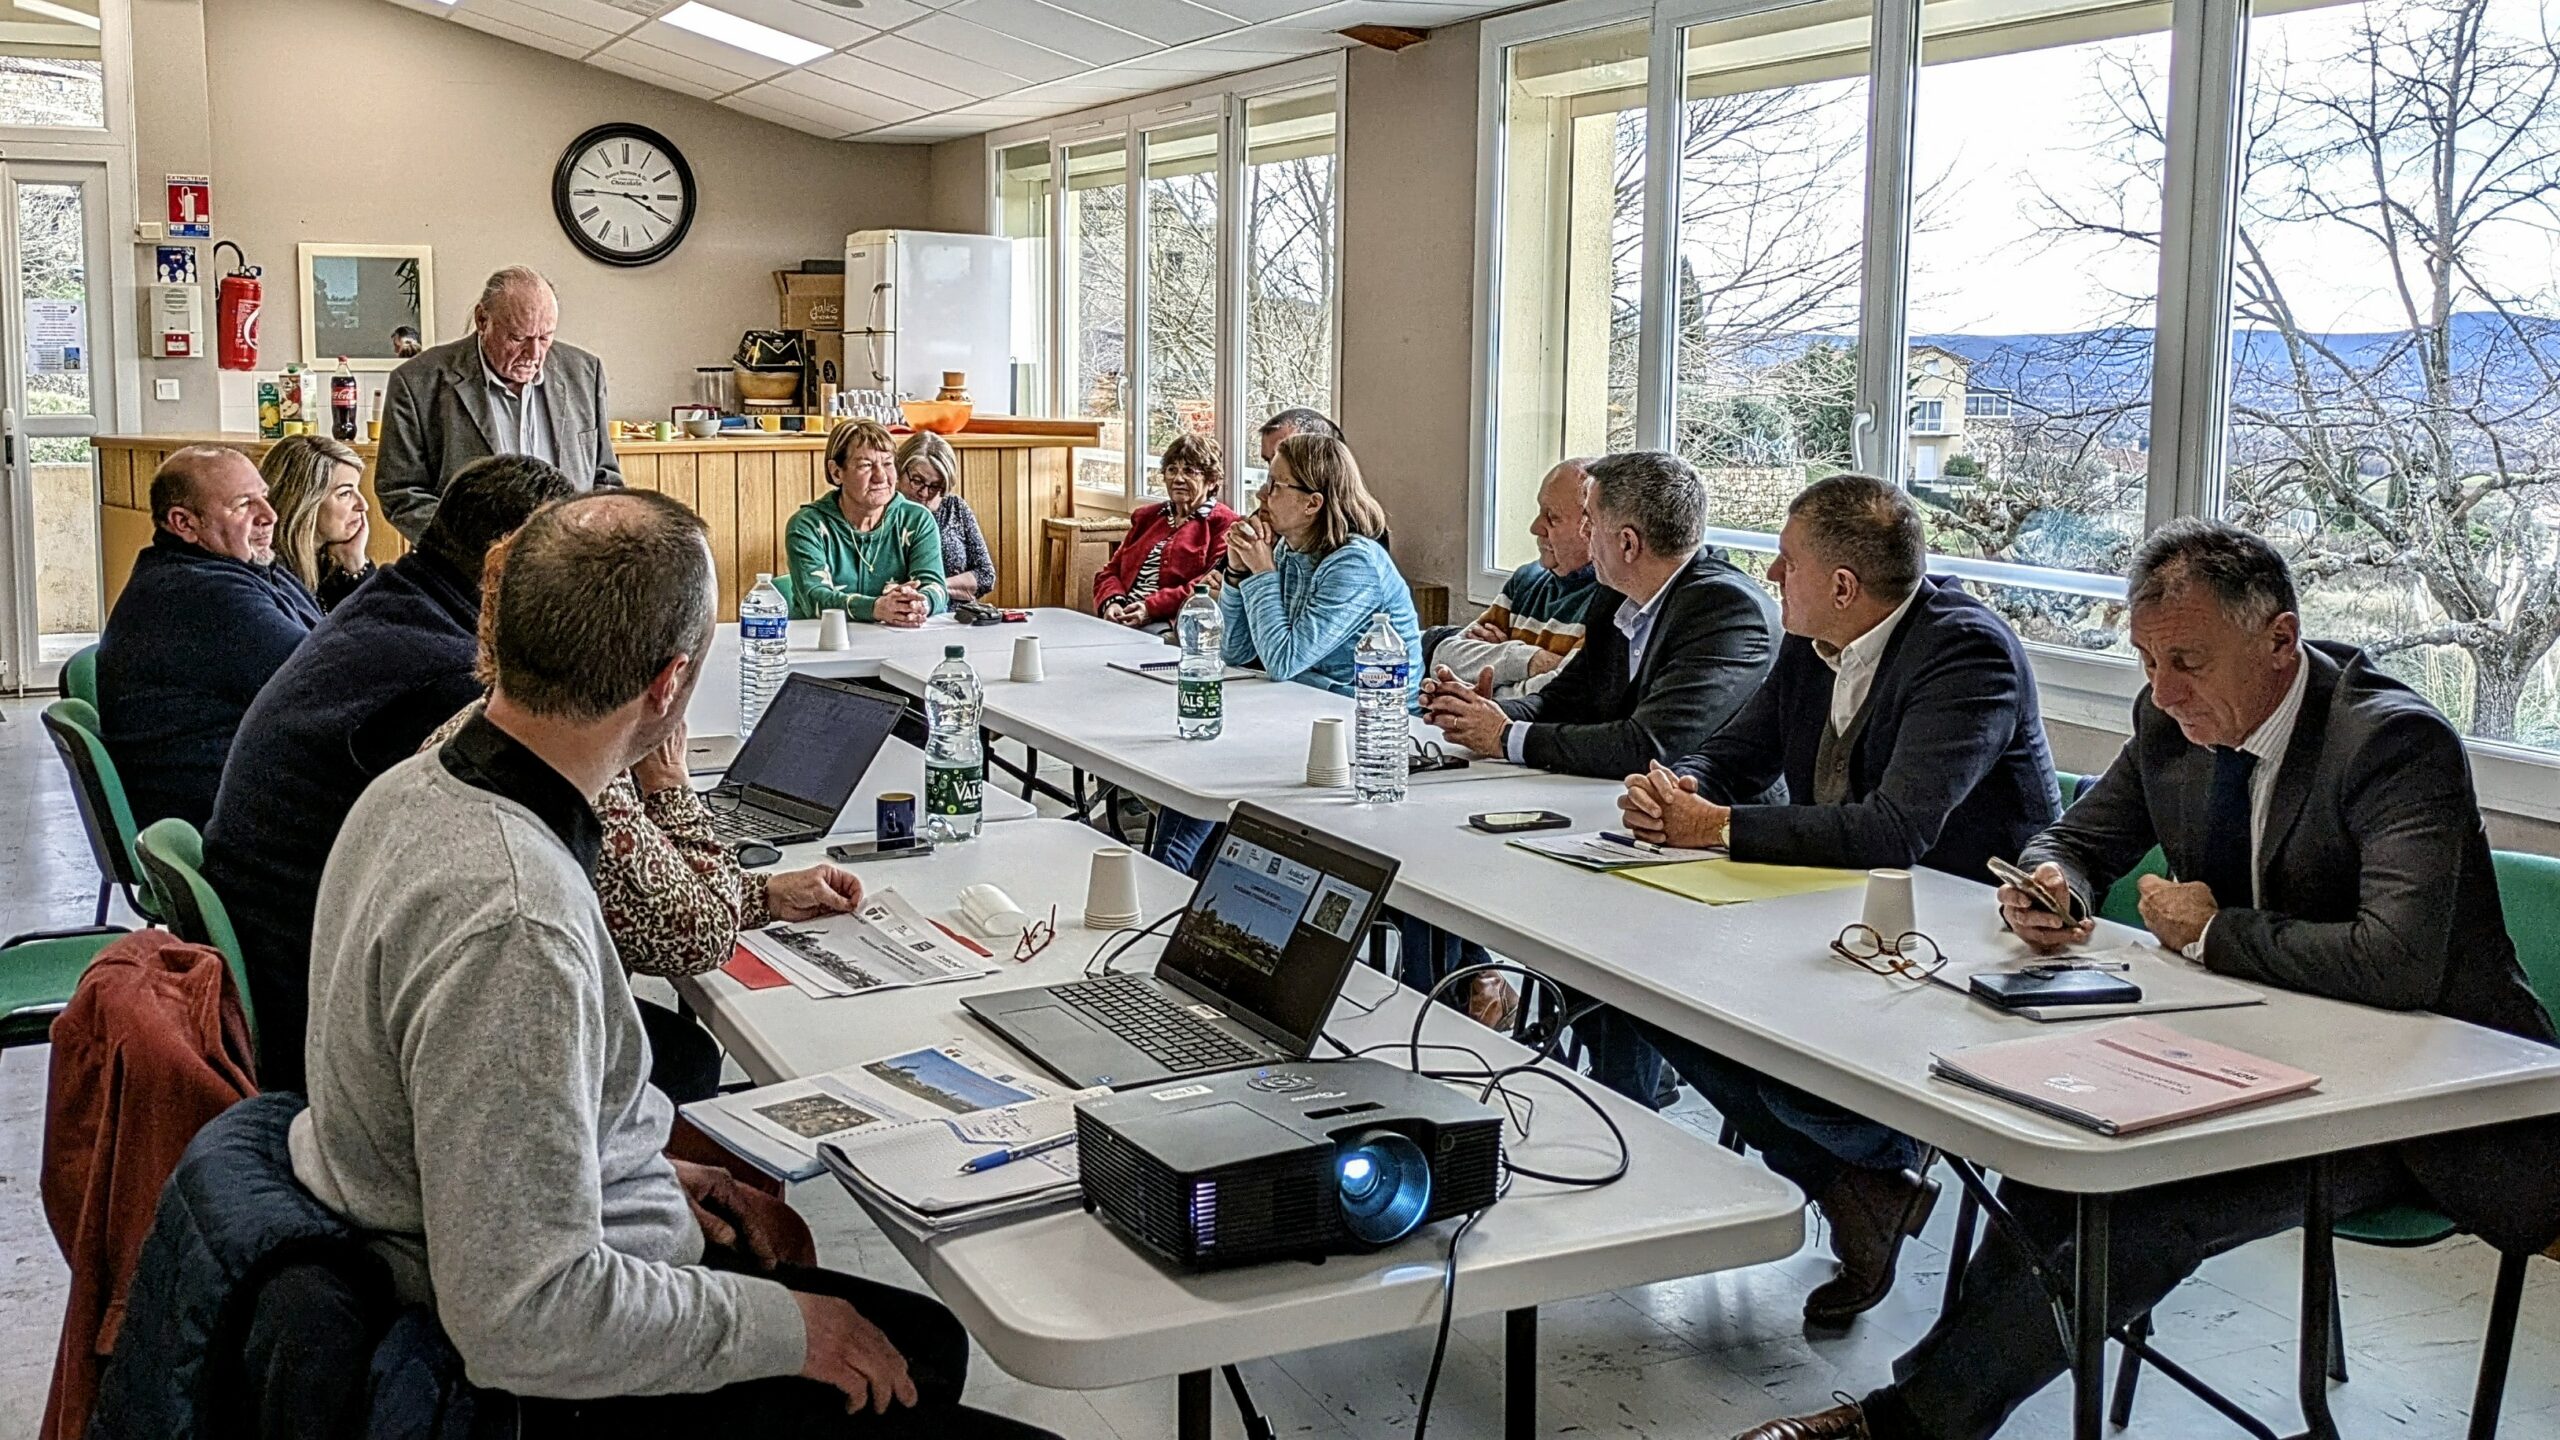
155, 378, 180, 402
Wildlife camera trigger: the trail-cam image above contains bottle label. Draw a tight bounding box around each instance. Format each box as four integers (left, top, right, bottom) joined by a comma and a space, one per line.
1178, 677, 1222, 721
1355, 661, 1409, 693
741, 615, 787, 640
332, 377, 356, 406
927, 759, 983, 816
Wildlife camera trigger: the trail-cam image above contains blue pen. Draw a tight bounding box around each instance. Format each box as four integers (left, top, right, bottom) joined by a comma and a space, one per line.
956, 1130, 1076, 1175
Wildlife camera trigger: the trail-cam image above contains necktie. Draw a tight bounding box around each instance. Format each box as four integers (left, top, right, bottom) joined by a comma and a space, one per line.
2201, 746, 2258, 910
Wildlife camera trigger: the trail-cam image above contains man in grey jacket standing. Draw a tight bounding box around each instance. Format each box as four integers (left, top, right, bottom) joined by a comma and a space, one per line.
291, 490, 1053, 1435
374, 266, 622, 540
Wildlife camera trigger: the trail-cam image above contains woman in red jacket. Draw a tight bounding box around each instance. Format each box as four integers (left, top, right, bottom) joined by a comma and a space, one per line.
1094, 433, 1237, 627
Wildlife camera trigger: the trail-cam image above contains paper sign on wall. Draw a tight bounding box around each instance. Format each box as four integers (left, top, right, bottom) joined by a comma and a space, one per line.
166, 175, 210, 239
154, 245, 196, 284
27, 298, 81, 374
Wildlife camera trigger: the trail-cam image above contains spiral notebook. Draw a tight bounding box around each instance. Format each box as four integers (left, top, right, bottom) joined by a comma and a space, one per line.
817, 1091, 1098, 1230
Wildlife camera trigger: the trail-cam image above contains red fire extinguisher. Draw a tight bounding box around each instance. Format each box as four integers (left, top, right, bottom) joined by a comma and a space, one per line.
214, 240, 260, 372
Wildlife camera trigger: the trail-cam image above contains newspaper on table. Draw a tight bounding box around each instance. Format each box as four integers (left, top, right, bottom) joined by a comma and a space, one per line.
736, 888, 997, 999
682, 1038, 1079, 1182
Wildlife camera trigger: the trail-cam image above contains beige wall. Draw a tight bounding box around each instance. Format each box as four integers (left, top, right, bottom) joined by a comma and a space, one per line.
198, 0, 935, 420
1338, 23, 1482, 602
927, 136, 990, 234
133, 0, 220, 429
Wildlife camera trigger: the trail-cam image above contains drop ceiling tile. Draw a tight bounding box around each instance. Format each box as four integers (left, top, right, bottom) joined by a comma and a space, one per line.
718, 91, 852, 137
809, 47, 974, 111
458, 0, 643, 36
849, 32, 1022, 96
899, 12, 1084, 84
1040, 0, 1232, 46
641, 15, 806, 78
811, 0, 939, 26
1285, 0, 1478, 28
1111, 46, 1246, 72
946, 0, 1153, 65
1186, 0, 1330, 19
1010, 79, 1124, 104
450, 11, 600, 60
947, 96, 1068, 119
1190, 23, 1344, 52
691, 0, 881, 47
588, 43, 727, 98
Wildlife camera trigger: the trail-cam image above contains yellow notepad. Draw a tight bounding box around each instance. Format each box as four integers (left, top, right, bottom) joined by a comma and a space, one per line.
1617, 858, 1865, 905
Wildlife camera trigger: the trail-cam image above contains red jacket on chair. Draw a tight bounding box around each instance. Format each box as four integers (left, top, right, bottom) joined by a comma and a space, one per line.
1093, 501, 1238, 623
41, 930, 256, 1440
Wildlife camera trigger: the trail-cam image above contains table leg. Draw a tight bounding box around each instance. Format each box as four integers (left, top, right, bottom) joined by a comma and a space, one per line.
2297, 1159, 2341, 1440
1179, 1369, 1212, 1440
1507, 1306, 1538, 1440
2072, 1193, 2110, 1440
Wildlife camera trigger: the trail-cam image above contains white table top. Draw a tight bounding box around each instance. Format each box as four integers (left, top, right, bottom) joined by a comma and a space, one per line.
1264, 781, 2560, 1194
679, 819, 1803, 1391
875, 655, 1538, 813
689, 608, 1158, 736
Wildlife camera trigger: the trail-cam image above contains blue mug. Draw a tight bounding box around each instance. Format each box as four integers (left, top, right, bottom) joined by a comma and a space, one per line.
877, 792, 917, 844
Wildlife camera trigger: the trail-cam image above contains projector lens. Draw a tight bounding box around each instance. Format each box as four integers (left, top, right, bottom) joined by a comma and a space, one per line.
1335, 1130, 1431, 1246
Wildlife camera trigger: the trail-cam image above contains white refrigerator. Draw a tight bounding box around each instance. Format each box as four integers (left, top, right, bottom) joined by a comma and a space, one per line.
842, 229, 1015, 406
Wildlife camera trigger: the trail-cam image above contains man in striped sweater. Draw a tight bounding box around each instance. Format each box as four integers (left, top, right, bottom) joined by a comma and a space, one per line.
1428, 458, 1598, 698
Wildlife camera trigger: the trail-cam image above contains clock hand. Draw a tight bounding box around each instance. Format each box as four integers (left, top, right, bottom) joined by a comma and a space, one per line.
631, 199, 675, 225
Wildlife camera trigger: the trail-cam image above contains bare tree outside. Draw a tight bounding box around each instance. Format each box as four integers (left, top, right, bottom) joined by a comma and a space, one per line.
1245, 148, 1336, 439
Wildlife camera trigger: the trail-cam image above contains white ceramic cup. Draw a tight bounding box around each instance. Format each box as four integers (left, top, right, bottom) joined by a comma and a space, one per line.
1861, 868, 1917, 943
1085, 845, 1143, 926
1307, 716, 1351, 784
816, 608, 850, 651
1011, 634, 1045, 683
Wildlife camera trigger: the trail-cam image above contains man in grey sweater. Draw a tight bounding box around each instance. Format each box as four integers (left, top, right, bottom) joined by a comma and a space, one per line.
292, 490, 1053, 1435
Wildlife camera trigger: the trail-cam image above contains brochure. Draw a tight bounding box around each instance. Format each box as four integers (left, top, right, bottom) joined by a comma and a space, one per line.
736, 888, 998, 999
682, 1038, 1069, 1182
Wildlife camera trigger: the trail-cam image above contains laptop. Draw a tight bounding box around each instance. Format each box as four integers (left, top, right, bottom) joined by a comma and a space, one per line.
700, 673, 903, 846
965, 804, 1399, 1088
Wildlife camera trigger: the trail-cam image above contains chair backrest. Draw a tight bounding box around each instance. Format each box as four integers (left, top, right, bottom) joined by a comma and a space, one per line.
41, 699, 160, 920
135, 818, 258, 1056
2100, 847, 2171, 927
771, 572, 797, 610
61, 643, 97, 708
2494, 850, 2560, 1034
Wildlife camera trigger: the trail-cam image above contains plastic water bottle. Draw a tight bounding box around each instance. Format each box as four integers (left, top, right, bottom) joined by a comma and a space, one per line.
1176, 588, 1223, 740
1353, 610, 1411, 803
925, 645, 984, 842
738, 573, 789, 736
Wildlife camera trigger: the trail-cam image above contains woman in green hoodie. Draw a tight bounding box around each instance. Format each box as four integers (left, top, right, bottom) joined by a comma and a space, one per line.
782, 419, 948, 625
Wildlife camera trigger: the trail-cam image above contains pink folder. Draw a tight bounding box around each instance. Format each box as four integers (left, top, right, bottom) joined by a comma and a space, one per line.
1932, 1019, 2319, 1135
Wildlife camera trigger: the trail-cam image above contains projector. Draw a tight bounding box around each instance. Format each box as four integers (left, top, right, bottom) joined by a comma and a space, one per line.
1075, 1058, 1504, 1270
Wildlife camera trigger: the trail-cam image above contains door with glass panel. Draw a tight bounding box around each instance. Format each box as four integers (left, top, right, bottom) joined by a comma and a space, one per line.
0, 161, 113, 690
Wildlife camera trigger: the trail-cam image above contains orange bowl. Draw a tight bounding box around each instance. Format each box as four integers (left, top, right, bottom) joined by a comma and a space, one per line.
900, 400, 973, 434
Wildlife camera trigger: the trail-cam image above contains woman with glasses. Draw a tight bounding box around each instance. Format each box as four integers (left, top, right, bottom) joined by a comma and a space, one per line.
1094, 433, 1236, 629
260, 433, 376, 609
785, 420, 947, 626
895, 430, 996, 603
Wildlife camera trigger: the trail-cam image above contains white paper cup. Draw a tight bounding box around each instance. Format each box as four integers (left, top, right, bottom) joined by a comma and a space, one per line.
1011, 634, 1045, 682
817, 609, 850, 651
1085, 846, 1143, 928
1861, 868, 1916, 943
1307, 717, 1351, 785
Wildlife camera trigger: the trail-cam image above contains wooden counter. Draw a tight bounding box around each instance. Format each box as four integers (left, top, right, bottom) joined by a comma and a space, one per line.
92, 421, 1101, 621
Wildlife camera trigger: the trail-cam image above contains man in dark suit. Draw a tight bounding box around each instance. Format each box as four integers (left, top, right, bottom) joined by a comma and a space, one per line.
1426, 449, 1779, 779
1738, 519, 2560, 1440
375, 266, 621, 540
1616, 474, 2063, 1326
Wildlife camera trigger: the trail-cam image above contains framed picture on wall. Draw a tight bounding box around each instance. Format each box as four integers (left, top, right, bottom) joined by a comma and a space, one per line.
297, 243, 434, 370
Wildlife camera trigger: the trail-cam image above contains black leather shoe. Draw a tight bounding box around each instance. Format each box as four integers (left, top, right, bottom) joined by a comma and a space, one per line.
1804, 1164, 1939, 1325
1733, 1400, 1871, 1439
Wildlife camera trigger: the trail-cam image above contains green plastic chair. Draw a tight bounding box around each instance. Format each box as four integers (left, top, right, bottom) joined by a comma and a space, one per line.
60, 643, 97, 708
770, 572, 798, 613
134, 818, 258, 1060
0, 925, 127, 1050
41, 699, 164, 926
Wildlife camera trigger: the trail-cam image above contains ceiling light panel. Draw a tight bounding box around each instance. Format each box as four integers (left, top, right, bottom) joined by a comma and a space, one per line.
658, 1, 829, 65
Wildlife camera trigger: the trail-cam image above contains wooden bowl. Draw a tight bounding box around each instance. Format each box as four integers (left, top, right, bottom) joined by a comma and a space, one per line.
901, 400, 973, 434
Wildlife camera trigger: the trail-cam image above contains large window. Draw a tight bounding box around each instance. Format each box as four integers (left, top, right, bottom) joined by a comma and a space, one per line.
993, 142, 1052, 418
1476, 0, 2560, 774
992, 64, 1341, 509
0, 0, 105, 131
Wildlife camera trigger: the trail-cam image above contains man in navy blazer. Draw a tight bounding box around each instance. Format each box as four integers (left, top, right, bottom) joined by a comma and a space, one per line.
1618, 474, 2061, 1327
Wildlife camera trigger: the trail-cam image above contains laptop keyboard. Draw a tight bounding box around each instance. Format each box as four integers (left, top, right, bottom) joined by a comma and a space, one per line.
706, 804, 800, 842
1051, 974, 1263, 1072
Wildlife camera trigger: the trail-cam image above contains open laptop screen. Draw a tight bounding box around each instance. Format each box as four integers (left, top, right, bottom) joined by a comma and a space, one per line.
723, 674, 902, 812
1160, 804, 1398, 1051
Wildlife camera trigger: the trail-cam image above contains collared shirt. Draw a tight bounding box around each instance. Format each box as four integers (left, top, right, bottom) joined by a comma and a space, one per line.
480, 351, 555, 466
2185, 652, 2310, 957
1505, 571, 1674, 765
436, 709, 601, 877
1817, 587, 1920, 735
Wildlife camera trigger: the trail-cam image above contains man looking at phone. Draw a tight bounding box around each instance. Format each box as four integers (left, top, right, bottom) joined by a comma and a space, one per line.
1735, 519, 2560, 1440
1611, 474, 2061, 1326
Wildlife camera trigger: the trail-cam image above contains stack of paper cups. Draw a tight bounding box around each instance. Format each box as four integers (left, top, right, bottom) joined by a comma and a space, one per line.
1306, 717, 1350, 787
1085, 846, 1143, 930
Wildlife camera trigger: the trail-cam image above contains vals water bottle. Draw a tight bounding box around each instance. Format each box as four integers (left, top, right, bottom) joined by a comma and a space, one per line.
738, 573, 789, 736
1352, 610, 1410, 803
1176, 587, 1223, 740
925, 645, 984, 842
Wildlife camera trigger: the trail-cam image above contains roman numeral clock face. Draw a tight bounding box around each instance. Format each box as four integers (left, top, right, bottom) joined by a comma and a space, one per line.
552, 123, 696, 267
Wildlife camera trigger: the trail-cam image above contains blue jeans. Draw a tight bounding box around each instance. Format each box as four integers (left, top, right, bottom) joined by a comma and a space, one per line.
1636, 1017, 1922, 1194
1147, 807, 1219, 878
1391, 912, 1489, 1002
1575, 1003, 1668, 1109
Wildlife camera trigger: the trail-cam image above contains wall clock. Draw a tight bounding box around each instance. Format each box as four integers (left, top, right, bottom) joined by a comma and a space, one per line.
552, 123, 696, 267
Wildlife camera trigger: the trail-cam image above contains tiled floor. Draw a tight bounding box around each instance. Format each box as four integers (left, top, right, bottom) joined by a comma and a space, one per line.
0, 695, 2554, 1438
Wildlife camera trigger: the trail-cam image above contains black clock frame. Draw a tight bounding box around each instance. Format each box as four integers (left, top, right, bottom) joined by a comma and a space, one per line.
552, 122, 697, 268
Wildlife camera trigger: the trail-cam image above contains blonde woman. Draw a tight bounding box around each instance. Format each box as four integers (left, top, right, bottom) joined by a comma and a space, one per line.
784, 420, 947, 625
260, 434, 375, 608
894, 430, 996, 602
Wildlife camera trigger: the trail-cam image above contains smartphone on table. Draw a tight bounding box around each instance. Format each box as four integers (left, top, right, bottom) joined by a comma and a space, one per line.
1468, 810, 1573, 834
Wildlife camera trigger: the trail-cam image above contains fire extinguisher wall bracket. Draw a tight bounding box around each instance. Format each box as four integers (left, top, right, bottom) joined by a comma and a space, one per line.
214, 240, 260, 372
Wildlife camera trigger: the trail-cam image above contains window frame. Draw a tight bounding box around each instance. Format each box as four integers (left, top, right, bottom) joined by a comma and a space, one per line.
986, 56, 1344, 514
1469, 0, 2560, 815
